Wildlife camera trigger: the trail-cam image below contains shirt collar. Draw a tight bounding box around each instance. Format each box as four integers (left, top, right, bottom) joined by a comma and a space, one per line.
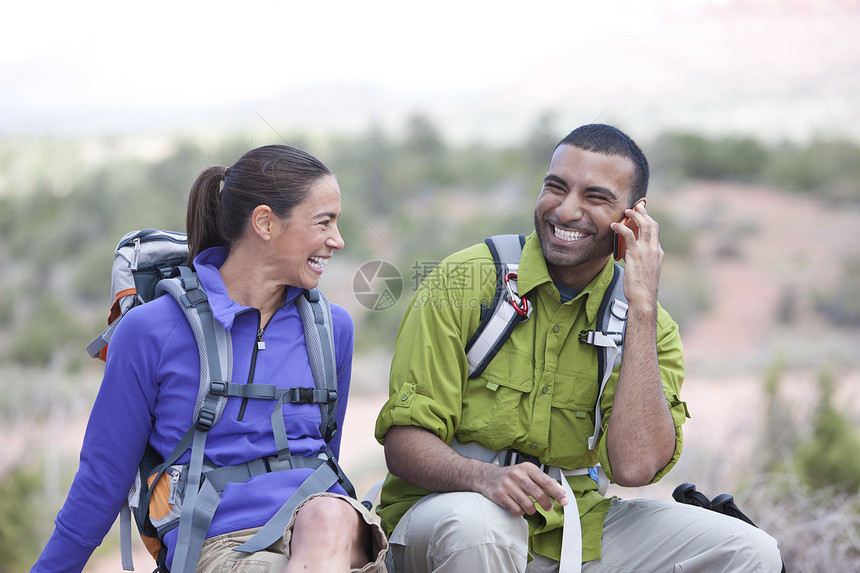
517, 231, 618, 324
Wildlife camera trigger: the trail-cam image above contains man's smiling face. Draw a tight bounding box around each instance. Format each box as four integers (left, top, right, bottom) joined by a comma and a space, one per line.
534, 144, 635, 289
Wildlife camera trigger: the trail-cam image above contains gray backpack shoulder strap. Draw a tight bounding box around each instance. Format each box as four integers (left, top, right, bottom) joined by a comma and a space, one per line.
295, 288, 338, 442
465, 234, 531, 378
156, 266, 232, 429
577, 263, 628, 450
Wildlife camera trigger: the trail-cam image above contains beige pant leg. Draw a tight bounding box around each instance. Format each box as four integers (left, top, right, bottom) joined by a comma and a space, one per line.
196, 528, 288, 573
527, 498, 783, 573
386, 492, 529, 573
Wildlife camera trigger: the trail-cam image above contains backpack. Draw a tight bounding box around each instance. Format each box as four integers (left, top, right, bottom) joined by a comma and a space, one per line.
464, 234, 629, 450
87, 229, 354, 573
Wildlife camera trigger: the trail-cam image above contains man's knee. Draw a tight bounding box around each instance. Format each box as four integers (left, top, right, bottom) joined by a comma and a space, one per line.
686, 506, 783, 571
726, 522, 783, 572
418, 492, 525, 546
389, 492, 529, 572
599, 499, 783, 572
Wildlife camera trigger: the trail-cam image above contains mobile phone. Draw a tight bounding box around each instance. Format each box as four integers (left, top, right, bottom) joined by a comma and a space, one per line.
613, 199, 646, 261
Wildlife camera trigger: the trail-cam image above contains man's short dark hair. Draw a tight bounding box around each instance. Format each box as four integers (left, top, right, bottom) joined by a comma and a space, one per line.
556, 124, 649, 204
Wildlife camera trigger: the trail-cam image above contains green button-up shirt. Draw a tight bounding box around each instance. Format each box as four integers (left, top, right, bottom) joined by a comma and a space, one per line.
374, 232, 688, 562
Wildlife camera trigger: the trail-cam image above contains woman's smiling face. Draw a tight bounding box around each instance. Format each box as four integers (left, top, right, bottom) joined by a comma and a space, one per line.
271, 174, 344, 290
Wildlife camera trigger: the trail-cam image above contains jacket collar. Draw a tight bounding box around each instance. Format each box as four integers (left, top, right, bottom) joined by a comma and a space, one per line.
193, 247, 304, 331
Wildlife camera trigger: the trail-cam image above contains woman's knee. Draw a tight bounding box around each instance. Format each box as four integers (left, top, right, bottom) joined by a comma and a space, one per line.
294, 496, 359, 538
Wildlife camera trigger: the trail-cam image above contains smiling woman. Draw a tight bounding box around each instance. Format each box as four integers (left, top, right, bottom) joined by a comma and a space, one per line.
31, 144, 388, 573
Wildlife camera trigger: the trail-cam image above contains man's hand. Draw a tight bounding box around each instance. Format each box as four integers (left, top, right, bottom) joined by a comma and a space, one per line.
479, 462, 568, 516
610, 201, 663, 310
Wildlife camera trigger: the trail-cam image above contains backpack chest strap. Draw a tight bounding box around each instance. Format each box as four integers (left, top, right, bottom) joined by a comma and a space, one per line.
211, 381, 337, 406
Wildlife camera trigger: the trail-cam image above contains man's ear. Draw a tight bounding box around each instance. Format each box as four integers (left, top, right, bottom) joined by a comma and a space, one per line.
251, 205, 274, 240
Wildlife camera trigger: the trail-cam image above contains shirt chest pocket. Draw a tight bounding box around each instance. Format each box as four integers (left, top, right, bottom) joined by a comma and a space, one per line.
550, 369, 600, 410
458, 346, 534, 444
548, 370, 602, 452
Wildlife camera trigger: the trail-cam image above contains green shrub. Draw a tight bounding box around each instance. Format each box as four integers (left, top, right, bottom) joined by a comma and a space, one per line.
651, 132, 768, 182
794, 368, 860, 494
817, 256, 860, 327
766, 138, 860, 202
0, 464, 48, 573
6, 296, 88, 367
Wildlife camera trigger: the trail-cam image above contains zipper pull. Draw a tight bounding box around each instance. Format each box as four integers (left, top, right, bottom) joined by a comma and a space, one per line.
256, 328, 266, 350
167, 470, 180, 506
130, 237, 142, 270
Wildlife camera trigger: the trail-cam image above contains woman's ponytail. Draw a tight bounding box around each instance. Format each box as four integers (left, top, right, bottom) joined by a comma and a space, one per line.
185, 166, 228, 267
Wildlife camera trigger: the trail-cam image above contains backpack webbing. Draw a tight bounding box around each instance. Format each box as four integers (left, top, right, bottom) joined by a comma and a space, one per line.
463, 234, 628, 450
465, 234, 531, 378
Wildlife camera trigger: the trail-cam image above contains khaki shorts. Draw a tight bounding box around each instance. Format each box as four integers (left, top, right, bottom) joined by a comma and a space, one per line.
196, 492, 388, 573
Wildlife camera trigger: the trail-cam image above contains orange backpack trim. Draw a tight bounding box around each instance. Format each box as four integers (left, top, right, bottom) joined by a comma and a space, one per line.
98, 287, 138, 362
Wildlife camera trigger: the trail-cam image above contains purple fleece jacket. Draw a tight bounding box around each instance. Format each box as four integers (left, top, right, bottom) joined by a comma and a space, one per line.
32, 246, 354, 573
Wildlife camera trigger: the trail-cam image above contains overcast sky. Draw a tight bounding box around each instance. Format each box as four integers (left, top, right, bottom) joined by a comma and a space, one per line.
4, 0, 857, 143
1, 0, 722, 130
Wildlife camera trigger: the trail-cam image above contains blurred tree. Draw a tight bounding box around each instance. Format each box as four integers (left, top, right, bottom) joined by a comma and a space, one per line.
816, 256, 860, 327
651, 132, 768, 182
766, 138, 860, 203
404, 113, 444, 158
758, 357, 799, 473
7, 295, 88, 367
523, 111, 559, 175
794, 368, 860, 494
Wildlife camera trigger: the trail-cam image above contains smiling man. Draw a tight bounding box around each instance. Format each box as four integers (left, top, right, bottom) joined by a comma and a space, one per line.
374, 124, 783, 572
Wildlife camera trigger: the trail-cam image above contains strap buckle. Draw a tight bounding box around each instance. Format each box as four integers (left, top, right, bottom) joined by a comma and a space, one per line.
289, 387, 313, 404
315, 389, 337, 404
288, 387, 337, 404
579, 329, 623, 347
502, 450, 547, 473
504, 272, 529, 317
195, 407, 216, 431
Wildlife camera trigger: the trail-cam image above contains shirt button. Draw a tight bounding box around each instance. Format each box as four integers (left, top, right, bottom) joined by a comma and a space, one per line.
529, 443, 538, 450
542, 386, 549, 394
400, 394, 408, 401
546, 287, 554, 295
552, 325, 560, 333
